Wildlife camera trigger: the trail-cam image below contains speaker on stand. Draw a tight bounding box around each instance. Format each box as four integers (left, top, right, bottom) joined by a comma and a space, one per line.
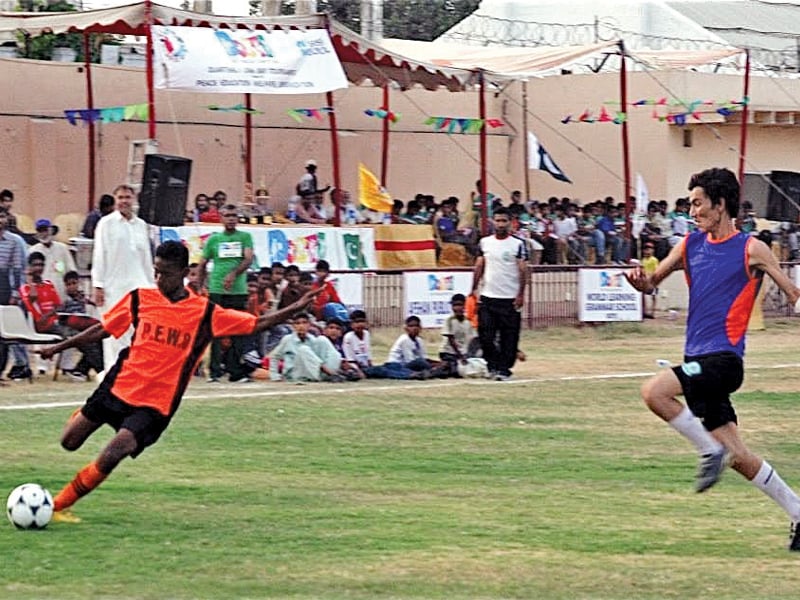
138, 154, 192, 227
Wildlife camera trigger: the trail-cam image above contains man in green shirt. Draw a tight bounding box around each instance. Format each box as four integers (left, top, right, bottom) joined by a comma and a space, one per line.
198, 204, 255, 382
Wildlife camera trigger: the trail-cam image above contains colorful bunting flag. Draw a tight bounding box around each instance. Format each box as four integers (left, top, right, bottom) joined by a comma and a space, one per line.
64, 103, 148, 126
364, 108, 400, 123
207, 104, 264, 115
286, 107, 334, 123
423, 116, 503, 134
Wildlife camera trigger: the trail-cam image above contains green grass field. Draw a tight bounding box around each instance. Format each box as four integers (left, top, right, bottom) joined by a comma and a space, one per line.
3, 319, 800, 599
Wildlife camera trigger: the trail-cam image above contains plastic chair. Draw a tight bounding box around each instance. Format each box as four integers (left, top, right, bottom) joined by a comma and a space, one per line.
0, 306, 63, 383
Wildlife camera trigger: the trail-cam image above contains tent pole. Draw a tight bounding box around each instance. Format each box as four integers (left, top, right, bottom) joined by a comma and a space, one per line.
479, 70, 488, 236
83, 32, 96, 213
522, 80, 530, 203
326, 90, 342, 227
244, 93, 253, 187
144, 0, 156, 140
380, 83, 389, 187
619, 40, 632, 257
737, 49, 751, 186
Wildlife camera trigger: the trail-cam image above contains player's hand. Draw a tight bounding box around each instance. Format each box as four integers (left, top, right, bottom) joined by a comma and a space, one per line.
625, 266, 650, 293
38, 346, 56, 360
94, 288, 105, 307
223, 272, 235, 291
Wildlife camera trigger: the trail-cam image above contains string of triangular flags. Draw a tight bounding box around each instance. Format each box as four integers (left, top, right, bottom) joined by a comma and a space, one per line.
364, 108, 400, 123
207, 104, 264, 115
286, 106, 334, 122
562, 107, 626, 125
563, 97, 749, 126
424, 116, 504, 134
64, 103, 148, 126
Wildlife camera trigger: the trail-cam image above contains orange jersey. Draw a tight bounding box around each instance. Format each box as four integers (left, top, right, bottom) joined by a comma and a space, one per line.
102, 288, 257, 416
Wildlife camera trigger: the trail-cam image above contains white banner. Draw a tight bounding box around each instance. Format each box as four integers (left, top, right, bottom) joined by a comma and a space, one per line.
329, 273, 364, 312
403, 271, 474, 328
153, 26, 348, 94
160, 225, 377, 271
578, 268, 642, 322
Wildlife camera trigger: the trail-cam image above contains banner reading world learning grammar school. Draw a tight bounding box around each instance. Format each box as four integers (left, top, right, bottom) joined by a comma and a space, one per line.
153, 26, 348, 94
403, 271, 474, 328
577, 268, 642, 322
160, 225, 377, 271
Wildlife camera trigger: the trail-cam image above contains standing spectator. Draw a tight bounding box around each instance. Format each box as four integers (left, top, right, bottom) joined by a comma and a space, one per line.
91, 183, 155, 373
81, 194, 115, 239
626, 167, 800, 550
297, 159, 330, 201
640, 242, 660, 318
198, 204, 254, 383
0, 206, 30, 380
30, 218, 77, 300
470, 206, 529, 381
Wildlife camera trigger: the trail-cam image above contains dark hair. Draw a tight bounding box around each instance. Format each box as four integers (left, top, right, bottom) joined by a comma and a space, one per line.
315, 259, 330, 272
99, 194, 115, 211
0, 189, 13, 201
298, 272, 313, 283
687, 167, 740, 218
493, 206, 511, 218
155, 240, 189, 270
285, 264, 300, 274
450, 293, 466, 304
271, 261, 285, 270
63, 270, 80, 282
246, 273, 258, 283
405, 315, 421, 326
292, 311, 311, 321
258, 267, 272, 276
188, 262, 198, 269
349, 309, 367, 321
28, 251, 45, 264
325, 317, 344, 327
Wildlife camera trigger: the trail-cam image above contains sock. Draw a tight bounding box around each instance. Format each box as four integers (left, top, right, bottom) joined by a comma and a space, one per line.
752, 460, 800, 521
668, 406, 723, 456
54, 461, 108, 512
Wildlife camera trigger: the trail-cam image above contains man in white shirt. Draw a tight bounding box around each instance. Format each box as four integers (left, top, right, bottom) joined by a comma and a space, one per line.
91, 183, 155, 371
470, 206, 529, 381
30, 218, 77, 300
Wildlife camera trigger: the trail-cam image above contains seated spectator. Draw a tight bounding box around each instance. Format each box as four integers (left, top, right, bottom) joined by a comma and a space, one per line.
596, 204, 623, 264
639, 201, 670, 260
399, 199, 428, 225
439, 293, 477, 374
367, 315, 446, 380
322, 317, 362, 381
193, 193, 220, 223
186, 262, 207, 296
277, 268, 309, 310
269, 312, 343, 382
668, 197, 692, 247
311, 259, 343, 321
294, 196, 328, 225
434, 197, 478, 257
341, 309, 372, 377
30, 218, 77, 300
553, 205, 582, 264
740, 200, 757, 235
56, 270, 103, 379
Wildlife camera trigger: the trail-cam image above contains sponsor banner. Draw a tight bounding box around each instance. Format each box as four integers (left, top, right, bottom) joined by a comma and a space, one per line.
328, 273, 363, 312
153, 26, 347, 94
578, 268, 642, 322
160, 225, 377, 271
403, 271, 474, 328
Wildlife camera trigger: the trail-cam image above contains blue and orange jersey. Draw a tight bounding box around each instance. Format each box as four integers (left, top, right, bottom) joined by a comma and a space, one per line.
683, 230, 762, 358
102, 288, 257, 417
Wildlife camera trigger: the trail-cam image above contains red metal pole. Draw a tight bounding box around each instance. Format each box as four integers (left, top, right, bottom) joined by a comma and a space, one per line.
83, 33, 95, 213
619, 41, 632, 253
326, 90, 342, 227
738, 49, 751, 186
478, 70, 488, 236
244, 93, 253, 185
380, 83, 389, 187
144, 0, 156, 140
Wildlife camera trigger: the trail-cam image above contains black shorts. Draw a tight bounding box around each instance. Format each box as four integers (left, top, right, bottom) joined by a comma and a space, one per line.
672, 351, 743, 432
81, 385, 170, 459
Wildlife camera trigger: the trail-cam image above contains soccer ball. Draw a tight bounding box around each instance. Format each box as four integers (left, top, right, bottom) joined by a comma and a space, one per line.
6, 483, 54, 530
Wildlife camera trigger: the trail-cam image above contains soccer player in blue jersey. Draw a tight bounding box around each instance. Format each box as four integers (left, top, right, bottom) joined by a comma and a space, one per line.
626, 167, 800, 550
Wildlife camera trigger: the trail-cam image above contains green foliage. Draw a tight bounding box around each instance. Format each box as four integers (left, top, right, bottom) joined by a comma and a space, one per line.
16, 1, 84, 62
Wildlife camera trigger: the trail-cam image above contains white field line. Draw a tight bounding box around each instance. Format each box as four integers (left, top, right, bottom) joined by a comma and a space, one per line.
2, 361, 799, 412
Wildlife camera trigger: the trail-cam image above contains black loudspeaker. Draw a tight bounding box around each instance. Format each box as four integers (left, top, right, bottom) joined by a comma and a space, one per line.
138, 154, 192, 226
742, 173, 770, 219
766, 170, 800, 223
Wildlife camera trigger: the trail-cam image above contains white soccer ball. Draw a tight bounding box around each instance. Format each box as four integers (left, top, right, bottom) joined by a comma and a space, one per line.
6, 483, 54, 530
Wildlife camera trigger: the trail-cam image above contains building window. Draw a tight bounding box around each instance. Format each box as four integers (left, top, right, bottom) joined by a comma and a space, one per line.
683, 129, 693, 148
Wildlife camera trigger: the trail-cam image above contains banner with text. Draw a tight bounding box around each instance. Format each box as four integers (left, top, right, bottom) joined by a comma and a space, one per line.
160, 225, 377, 271
153, 26, 347, 94
578, 268, 642, 322
403, 271, 474, 328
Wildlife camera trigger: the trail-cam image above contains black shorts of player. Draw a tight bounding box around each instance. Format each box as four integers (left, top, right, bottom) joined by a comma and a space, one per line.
81, 385, 170, 459
671, 351, 743, 432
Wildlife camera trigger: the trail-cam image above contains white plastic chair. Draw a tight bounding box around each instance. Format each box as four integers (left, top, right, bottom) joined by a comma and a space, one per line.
0, 306, 63, 382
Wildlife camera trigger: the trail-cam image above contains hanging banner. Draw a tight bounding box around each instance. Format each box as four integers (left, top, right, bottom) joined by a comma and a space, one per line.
577, 268, 642, 322
403, 271, 474, 328
160, 224, 377, 271
153, 26, 348, 94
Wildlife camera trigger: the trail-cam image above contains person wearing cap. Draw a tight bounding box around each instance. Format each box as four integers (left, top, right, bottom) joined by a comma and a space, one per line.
30, 218, 76, 300
297, 159, 330, 201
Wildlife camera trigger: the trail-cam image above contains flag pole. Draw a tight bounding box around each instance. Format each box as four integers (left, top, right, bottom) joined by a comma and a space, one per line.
737, 49, 751, 186
522, 80, 531, 204
619, 40, 632, 257
478, 70, 488, 236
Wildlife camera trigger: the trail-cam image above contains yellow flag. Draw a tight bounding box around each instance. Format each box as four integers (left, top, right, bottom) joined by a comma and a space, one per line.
358, 163, 393, 212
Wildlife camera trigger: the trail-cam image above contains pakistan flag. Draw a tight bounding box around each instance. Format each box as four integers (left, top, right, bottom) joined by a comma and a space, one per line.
343, 233, 368, 269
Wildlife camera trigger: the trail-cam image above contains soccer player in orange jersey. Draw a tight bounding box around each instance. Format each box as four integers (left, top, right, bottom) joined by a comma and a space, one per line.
39, 241, 319, 522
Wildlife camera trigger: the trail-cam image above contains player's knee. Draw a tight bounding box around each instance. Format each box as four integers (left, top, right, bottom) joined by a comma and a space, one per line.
60, 432, 82, 452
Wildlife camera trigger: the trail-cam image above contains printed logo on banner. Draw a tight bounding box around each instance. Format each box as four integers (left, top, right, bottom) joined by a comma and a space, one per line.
157, 28, 187, 61
599, 271, 624, 288
296, 37, 332, 57
288, 235, 320, 265
214, 30, 275, 61
427, 274, 454, 292
268, 230, 290, 263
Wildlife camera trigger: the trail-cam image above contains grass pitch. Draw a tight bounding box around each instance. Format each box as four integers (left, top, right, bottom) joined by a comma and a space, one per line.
3, 318, 800, 599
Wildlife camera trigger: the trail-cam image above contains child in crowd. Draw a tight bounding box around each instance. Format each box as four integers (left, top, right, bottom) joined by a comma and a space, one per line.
366, 315, 448, 380
269, 312, 343, 382
186, 262, 207, 296
322, 317, 362, 381
311, 259, 343, 321
439, 293, 477, 372
641, 241, 660, 318
342, 309, 372, 377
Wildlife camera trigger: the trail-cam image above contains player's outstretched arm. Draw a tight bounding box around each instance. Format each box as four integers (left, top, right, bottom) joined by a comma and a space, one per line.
748, 237, 800, 309
38, 323, 109, 360
626, 240, 684, 293
254, 288, 322, 333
